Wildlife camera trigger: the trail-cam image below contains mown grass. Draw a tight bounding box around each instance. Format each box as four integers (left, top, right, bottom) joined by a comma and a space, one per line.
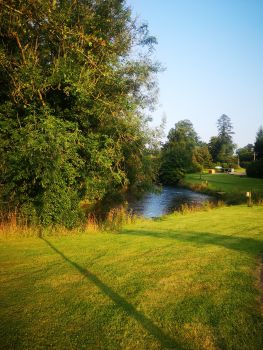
183, 173, 263, 203
1, 205, 263, 349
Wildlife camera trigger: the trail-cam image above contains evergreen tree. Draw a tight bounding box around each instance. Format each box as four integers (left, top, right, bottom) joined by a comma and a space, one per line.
209, 114, 235, 163
217, 114, 235, 162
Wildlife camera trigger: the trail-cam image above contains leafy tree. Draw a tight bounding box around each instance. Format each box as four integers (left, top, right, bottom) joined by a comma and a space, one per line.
236, 144, 254, 162
0, 0, 160, 226
254, 126, 263, 160
159, 120, 199, 184
159, 146, 189, 185
192, 145, 213, 171
166, 119, 199, 146
208, 136, 221, 163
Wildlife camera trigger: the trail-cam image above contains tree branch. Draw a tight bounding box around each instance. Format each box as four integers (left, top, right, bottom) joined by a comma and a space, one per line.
12, 32, 26, 63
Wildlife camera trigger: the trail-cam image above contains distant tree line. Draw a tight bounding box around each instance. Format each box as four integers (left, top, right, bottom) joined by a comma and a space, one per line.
159, 115, 263, 185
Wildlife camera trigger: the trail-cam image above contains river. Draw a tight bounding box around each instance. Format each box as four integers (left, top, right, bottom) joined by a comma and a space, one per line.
128, 186, 213, 218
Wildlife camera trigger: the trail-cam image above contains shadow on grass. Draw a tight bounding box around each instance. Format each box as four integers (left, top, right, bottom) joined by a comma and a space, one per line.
42, 238, 182, 350
122, 229, 263, 255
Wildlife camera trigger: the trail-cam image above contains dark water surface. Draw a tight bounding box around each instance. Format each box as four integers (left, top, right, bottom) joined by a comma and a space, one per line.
128, 186, 214, 218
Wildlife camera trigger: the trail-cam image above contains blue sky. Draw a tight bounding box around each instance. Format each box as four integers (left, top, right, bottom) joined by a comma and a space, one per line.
128, 0, 263, 147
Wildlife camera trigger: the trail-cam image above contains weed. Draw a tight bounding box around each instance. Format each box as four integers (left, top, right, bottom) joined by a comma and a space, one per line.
103, 206, 135, 231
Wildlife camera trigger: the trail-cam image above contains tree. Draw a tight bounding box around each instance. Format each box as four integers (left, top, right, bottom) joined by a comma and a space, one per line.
208, 136, 221, 163
166, 120, 199, 146
209, 114, 235, 163
236, 144, 254, 162
254, 126, 263, 160
192, 145, 213, 171
217, 114, 234, 139
0, 0, 160, 226
159, 120, 199, 184
217, 114, 235, 162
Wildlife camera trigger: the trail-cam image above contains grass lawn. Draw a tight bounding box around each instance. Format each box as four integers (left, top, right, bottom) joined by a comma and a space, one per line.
1, 205, 263, 349
184, 173, 263, 198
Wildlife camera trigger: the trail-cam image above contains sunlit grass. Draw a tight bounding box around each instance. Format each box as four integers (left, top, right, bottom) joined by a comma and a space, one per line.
185, 173, 263, 193
1, 205, 263, 349
184, 173, 263, 204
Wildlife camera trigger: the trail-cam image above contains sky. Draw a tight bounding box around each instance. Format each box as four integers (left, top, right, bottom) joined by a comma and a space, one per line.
128, 0, 263, 147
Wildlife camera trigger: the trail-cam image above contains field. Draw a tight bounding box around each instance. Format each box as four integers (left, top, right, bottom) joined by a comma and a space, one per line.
1, 205, 263, 349
184, 173, 263, 200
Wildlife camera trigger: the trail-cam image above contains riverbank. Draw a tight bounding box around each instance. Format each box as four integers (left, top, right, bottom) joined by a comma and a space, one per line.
1, 205, 263, 349
182, 173, 263, 204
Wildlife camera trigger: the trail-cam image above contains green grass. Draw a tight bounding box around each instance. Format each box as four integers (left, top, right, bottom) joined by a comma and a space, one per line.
1, 205, 263, 349
184, 173, 263, 201
232, 167, 246, 174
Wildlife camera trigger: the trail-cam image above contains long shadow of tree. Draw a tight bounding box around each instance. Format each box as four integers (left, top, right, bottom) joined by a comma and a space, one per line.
42, 238, 183, 350
122, 229, 263, 255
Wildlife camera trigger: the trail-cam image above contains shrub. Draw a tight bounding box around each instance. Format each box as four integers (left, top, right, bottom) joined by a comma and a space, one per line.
246, 160, 263, 178
240, 161, 252, 169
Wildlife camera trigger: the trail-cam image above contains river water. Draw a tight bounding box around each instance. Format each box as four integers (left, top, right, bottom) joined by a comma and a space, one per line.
128, 186, 213, 218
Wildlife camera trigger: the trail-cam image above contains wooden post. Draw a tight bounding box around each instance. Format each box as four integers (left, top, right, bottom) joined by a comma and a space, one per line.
246, 191, 252, 207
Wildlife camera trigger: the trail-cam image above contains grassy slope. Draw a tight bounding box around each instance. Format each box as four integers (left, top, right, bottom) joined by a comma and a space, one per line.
1, 206, 263, 350
184, 174, 263, 196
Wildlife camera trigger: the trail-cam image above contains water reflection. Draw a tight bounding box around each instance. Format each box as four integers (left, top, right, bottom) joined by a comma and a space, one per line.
128, 186, 213, 218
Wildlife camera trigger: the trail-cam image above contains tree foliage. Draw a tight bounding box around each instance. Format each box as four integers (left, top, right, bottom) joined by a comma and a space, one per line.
254, 126, 263, 160
209, 114, 235, 164
236, 144, 254, 162
0, 0, 160, 226
192, 145, 213, 171
246, 160, 263, 178
208, 136, 221, 163
159, 120, 199, 184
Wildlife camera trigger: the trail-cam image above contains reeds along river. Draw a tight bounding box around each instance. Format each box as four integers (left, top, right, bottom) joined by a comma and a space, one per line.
128, 186, 214, 218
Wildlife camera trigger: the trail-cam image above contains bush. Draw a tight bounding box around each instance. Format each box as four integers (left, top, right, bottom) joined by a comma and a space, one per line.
240, 161, 252, 169
246, 160, 263, 178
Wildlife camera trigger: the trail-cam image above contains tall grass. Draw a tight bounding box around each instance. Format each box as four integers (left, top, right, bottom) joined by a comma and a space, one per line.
0, 210, 37, 237
177, 200, 225, 215
0, 206, 137, 237
103, 206, 135, 231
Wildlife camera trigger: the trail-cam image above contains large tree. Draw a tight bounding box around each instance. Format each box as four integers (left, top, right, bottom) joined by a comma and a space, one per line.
209, 114, 235, 164
159, 120, 199, 184
0, 0, 160, 226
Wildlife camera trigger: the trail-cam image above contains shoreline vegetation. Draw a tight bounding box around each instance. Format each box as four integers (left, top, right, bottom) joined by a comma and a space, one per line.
1, 173, 263, 238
